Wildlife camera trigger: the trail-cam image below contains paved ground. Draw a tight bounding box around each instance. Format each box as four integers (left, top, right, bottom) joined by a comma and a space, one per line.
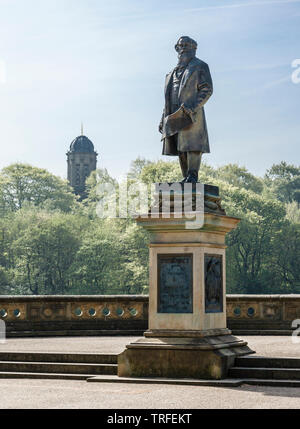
1, 378, 300, 409
1, 335, 300, 357
0, 336, 138, 354
0, 336, 300, 409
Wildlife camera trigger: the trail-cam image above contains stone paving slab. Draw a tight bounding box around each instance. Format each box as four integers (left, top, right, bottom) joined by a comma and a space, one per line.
1, 378, 300, 409
242, 335, 300, 357
0, 336, 137, 354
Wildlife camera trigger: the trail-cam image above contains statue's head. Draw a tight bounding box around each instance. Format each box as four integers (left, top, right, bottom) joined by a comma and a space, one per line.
175, 36, 197, 64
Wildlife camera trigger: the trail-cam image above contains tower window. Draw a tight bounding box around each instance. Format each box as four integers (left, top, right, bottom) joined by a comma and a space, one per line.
84, 164, 89, 178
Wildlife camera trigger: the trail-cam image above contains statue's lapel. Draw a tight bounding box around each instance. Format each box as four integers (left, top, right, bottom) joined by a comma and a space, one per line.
165, 71, 173, 96
179, 58, 198, 97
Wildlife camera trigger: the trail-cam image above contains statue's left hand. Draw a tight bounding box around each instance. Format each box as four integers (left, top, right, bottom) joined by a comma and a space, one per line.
181, 104, 194, 118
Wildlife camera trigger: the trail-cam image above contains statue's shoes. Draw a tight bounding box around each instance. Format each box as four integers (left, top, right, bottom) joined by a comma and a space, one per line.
185, 178, 198, 184
185, 174, 198, 184
185, 169, 198, 184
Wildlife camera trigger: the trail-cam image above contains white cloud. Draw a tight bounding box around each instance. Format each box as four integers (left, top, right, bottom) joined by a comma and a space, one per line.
241, 74, 291, 95
220, 62, 289, 73
0, 60, 6, 84
262, 75, 291, 89
186, 0, 300, 12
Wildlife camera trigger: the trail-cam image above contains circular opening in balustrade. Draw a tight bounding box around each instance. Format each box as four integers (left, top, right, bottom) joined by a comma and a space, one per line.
129, 308, 138, 317
247, 307, 255, 317
116, 308, 124, 317
13, 309, 21, 318
89, 308, 96, 317
74, 308, 82, 317
43, 308, 53, 317
233, 307, 241, 317
0, 309, 7, 318
102, 308, 110, 317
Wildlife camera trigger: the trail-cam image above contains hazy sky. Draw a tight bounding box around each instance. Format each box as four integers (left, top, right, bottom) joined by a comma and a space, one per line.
0, 0, 299, 180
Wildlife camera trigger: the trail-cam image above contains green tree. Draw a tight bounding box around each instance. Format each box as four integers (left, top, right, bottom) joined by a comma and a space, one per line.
269, 223, 300, 292
220, 182, 286, 293
0, 163, 76, 212
265, 161, 300, 203
72, 218, 148, 295
139, 160, 182, 184
286, 201, 300, 224
216, 164, 263, 194
72, 219, 119, 294
127, 157, 152, 180
11, 209, 83, 294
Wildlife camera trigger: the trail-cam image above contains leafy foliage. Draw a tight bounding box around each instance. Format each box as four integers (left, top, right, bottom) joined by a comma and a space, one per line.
0, 160, 299, 295
0, 164, 76, 212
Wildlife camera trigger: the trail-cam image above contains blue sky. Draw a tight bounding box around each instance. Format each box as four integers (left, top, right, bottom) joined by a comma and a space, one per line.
0, 0, 299, 180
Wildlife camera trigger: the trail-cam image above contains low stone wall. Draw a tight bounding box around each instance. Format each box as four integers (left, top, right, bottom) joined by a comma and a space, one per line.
227, 294, 299, 334
0, 295, 149, 337
0, 294, 298, 336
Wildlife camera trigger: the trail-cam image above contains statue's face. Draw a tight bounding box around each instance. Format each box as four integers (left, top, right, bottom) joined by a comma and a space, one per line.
175, 37, 196, 63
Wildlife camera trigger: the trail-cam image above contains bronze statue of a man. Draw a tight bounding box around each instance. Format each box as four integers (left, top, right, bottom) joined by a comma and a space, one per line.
159, 36, 213, 183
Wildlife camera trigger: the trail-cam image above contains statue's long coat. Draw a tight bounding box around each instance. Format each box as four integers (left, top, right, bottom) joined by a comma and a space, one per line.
161, 57, 213, 155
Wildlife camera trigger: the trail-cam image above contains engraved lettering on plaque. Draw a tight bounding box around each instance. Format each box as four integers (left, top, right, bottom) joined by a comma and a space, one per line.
205, 254, 223, 313
158, 254, 193, 313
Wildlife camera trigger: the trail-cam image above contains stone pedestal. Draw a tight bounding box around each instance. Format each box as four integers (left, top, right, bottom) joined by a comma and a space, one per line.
118, 184, 254, 380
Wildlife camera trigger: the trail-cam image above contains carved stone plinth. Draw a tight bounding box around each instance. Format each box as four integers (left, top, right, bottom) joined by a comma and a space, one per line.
118, 333, 253, 380
118, 183, 254, 380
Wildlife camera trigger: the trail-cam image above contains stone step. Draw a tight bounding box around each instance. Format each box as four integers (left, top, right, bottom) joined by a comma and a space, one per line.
229, 367, 300, 380
231, 330, 292, 336
87, 375, 243, 387
87, 375, 300, 388
0, 371, 92, 380
0, 352, 118, 364
235, 356, 300, 369
241, 378, 300, 388
6, 330, 144, 338
0, 361, 118, 375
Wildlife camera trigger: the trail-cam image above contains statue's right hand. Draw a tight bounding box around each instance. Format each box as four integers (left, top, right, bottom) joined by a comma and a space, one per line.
158, 122, 163, 134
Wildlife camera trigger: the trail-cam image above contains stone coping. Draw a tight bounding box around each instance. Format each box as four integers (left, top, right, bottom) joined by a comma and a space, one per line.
0, 295, 149, 302
0, 294, 299, 301
228, 295, 300, 300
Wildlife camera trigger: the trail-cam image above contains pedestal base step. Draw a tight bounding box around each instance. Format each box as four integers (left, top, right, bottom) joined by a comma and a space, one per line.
86, 375, 300, 388
87, 375, 243, 387
118, 334, 254, 380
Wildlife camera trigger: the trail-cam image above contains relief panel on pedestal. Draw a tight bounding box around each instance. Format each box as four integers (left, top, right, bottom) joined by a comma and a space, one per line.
205, 254, 223, 313
157, 254, 193, 314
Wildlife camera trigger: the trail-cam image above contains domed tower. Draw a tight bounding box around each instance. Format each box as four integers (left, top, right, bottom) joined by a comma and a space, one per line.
67, 131, 98, 199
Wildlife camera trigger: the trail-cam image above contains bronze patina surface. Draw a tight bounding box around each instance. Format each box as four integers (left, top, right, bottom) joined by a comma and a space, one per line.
159, 36, 213, 183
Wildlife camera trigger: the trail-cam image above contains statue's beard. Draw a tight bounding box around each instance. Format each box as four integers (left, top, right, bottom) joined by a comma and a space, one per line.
177, 51, 195, 67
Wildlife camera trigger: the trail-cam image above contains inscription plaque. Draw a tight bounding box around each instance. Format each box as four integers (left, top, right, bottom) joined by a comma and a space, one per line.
158, 254, 193, 313
205, 254, 223, 313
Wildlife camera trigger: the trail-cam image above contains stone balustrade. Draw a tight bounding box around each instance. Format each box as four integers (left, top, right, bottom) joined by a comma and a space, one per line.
0, 294, 299, 336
